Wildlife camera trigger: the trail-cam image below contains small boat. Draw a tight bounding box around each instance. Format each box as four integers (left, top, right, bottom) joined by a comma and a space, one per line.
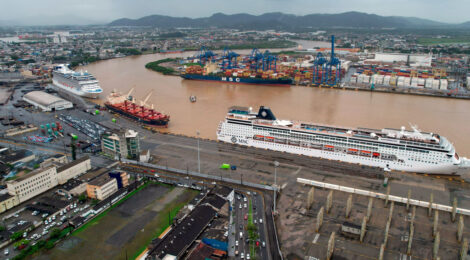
189, 95, 197, 103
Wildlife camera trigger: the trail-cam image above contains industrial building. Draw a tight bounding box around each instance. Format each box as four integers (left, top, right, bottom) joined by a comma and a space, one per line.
7, 165, 58, 203
0, 194, 20, 213
23, 91, 73, 112
101, 129, 140, 160
365, 53, 432, 67
0, 148, 35, 165
86, 174, 118, 200
146, 190, 229, 260
56, 155, 91, 184
5, 156, 91, 204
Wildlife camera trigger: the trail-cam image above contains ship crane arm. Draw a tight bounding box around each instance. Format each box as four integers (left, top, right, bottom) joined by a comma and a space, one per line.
126, 87, 135, 98
140, 90, 153, 107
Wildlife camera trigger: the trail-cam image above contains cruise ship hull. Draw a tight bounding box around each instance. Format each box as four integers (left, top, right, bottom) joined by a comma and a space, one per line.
217, 135, 463, 175
181, 74, 293, 86
52, 77, 101, 99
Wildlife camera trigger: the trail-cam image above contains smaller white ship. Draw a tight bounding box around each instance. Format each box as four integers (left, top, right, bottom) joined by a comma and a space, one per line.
52, 64, 103, 98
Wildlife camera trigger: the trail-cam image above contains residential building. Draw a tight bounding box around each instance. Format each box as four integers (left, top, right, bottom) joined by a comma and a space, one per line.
86, 174, 118, 200
101, 129, 140, 160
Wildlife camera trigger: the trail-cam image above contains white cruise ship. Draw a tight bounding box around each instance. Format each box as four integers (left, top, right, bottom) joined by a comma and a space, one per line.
52, 64, 103, 98
217, 106, 470, 175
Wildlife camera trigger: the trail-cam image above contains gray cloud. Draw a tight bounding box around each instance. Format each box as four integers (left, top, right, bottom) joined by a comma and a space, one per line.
0, 0, 468, 25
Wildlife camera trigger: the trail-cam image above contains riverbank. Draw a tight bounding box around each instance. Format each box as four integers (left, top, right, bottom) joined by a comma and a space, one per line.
145, 58, 180, 75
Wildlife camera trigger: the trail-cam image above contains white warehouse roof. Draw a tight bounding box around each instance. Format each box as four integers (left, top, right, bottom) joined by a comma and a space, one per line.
23, 91, 73, 111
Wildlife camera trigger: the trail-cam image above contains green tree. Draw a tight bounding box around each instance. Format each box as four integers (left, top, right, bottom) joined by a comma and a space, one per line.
10, 231, 23, 241
78, 193, 87, 203
44, 240, 55, 250
50, 228, 61, 239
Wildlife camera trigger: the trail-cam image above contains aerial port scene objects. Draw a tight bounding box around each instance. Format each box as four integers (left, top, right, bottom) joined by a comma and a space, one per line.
2, 2, 470, 260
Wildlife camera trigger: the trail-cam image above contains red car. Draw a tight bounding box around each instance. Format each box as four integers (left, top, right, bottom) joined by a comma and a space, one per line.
244, 214, 247, 220
256, 241, 260, 247
151, 169, 156, 173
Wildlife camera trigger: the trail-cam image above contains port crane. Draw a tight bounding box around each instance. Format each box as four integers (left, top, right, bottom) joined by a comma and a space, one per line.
312, 52, 327, 85
196, 46, 216, 65
249, 48, 264, 71
262, 51, 277, 71
312, 35, 341, 86
220, 47, 239, 69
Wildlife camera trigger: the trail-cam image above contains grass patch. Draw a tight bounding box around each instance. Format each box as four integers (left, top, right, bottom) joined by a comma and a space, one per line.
247, 198, 258, 260
73, 182, 150, 235
145, 58, 177, 75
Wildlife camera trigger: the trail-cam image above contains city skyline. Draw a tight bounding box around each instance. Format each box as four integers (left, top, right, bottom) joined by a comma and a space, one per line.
0, 0, 470, 26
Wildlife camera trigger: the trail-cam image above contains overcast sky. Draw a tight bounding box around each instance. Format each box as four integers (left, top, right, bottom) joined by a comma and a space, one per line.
1, 0, 469, 25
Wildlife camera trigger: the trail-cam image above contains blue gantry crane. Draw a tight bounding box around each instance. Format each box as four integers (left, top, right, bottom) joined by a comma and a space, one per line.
249, 48, 264, 71
313, 52, 327, 85
324, 35, 341, 86
196, 46, 216, 65
262, 50, 277, 71
312, 35, 341, 86
220, 47, 239, 70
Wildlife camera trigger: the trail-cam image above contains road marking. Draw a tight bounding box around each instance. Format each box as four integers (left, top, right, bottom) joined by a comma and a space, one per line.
313, 233, 319, 244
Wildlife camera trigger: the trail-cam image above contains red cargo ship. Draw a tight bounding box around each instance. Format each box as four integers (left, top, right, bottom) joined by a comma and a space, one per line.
104, 89, 169, 127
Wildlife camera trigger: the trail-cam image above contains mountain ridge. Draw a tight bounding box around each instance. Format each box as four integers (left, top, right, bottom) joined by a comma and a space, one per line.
109, 11, 462, 29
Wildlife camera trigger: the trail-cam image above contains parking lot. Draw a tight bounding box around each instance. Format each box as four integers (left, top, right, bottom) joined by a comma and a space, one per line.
36, 182, 199, 260
0, 192, 92, 260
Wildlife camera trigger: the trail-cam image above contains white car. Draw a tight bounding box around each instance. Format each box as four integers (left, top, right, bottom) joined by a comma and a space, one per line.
4, 248, 9, 255
243, 197, 247, 202
247, 253, 250, 259
235, 240, 239, 246
241, 252, 244, 259
254, 220, 257, 224
244, 203, 247, 208
259, 218, 263, 224
240, 232, 243, 238
239, 204, 242, 209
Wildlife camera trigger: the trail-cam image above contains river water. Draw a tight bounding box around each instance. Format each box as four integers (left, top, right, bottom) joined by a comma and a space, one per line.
82, 52, 470, 156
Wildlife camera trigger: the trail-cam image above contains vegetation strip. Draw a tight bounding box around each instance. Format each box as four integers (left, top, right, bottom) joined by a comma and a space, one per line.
145, 58, 178, 75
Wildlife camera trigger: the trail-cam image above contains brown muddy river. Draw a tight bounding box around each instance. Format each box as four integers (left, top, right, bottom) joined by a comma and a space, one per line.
82, 52, 470, 156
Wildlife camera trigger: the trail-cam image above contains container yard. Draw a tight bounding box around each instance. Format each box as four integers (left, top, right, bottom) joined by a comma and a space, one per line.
349, 66, 449, 90
181, 36, 344, 87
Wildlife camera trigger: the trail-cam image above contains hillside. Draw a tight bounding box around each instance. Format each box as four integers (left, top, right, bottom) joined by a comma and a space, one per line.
109, 11, 449, 29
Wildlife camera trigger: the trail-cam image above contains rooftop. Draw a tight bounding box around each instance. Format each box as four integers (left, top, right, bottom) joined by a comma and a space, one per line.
88, 173, 115, 187
56, 155, 89, 173
11, 165, 55, 183
23, 91, 70, 107
0, 148, 34, 164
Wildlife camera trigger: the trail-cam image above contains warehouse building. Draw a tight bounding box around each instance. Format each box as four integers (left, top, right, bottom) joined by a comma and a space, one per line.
23, 91, 73, 112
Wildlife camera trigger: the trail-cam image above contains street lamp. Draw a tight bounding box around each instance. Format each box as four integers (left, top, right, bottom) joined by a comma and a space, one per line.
196, 130, 201, 174
273, 161, 279, 213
